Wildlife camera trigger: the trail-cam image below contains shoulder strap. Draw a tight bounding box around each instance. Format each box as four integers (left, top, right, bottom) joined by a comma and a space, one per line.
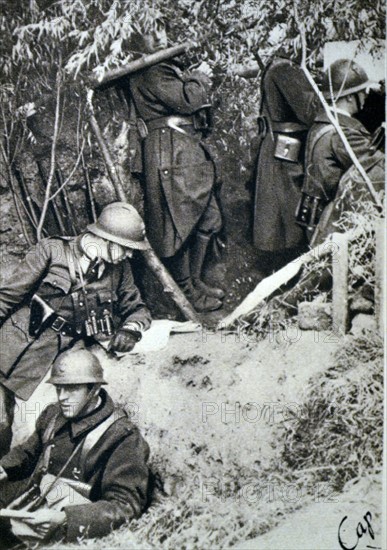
80, 410, 126, 464
304, 123, 336, 197
27, 410, 60, 487
308, 123, 336, 159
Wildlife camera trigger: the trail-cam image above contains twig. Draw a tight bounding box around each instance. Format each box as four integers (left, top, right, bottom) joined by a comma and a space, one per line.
36, 68, 62, 240
293, 0, 383, 211
49, 140, 85, 201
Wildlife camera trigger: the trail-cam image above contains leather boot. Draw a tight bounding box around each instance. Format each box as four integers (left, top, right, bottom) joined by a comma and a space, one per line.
165, 247, 222, 312
190, 233, 225, 299
178, 278, 223, 313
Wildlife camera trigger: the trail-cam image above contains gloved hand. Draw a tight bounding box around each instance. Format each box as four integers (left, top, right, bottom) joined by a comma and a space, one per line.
109, 329, 142, 353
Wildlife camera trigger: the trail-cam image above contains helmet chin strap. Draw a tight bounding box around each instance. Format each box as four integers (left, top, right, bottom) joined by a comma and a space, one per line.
76, 384, 101, 418
354, 92, 362, 113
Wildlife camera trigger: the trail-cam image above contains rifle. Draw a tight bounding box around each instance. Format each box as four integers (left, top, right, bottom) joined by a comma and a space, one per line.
90, 42, 193, 90
12, 166, 41, 227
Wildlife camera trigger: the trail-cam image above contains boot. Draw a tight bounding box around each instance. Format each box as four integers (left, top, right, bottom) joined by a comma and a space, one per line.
165, 247, 222, 313
190, 233, 225, 299
178, 278, 222, 313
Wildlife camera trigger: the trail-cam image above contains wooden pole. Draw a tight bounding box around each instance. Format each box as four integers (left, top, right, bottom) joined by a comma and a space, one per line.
90, 42, 192, 89
332, 233, 349, 335
374, 218, 385, 337
86, 92, 200, 323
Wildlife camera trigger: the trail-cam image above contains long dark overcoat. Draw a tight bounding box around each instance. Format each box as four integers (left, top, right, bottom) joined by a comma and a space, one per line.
253, 57, 318, 252
129, 61, 221, 258
0, 237, 151, 401
0, 389, 150, 541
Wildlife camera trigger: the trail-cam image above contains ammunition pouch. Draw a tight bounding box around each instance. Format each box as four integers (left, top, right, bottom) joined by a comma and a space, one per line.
274, 134, 302, 163
296, 193, 325, 230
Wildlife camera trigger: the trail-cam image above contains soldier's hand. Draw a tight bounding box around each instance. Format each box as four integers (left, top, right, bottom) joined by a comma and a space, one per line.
23, 509, 66, 539
0, 465, 8, 482
196, 61, 213, 78
109, 329, 141, 353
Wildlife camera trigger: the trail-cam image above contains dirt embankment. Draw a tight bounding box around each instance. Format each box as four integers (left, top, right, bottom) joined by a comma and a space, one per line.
14, 323, 383, 550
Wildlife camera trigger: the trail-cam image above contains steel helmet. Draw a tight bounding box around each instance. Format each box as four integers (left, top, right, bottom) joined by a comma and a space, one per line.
47, 349, 107, 385
322, 59, 378, 100
87, 202, 150, 250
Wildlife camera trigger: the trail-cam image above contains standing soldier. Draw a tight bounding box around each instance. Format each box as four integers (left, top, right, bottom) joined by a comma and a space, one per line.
125, 21, 224, 313
0, 202, 151, 457
253, 24, 318, 274
298, 58, 384, 239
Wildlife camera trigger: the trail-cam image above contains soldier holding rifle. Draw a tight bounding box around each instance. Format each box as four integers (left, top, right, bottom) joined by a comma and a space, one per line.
122, 22, 224, 313
0, 202, 151, 457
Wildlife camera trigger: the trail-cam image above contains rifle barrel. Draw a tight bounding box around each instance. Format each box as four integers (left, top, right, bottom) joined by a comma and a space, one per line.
91, 42, 192, 89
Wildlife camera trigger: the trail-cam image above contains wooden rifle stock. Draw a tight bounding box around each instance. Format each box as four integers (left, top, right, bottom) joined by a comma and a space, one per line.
90, 42, 193, 89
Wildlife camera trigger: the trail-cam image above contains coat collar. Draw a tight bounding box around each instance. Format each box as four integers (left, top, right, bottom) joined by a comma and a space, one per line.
314, 109, 361, 130
54, 389, 115, 440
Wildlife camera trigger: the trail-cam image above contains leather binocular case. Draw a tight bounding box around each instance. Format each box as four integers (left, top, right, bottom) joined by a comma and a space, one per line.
274, 134, 301, 162
296, 193, 324, 229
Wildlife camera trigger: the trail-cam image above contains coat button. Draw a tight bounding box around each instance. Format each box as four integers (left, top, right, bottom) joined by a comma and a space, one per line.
164, 170, 168, 175
79, 302, 84, 306
161, 129, 165, 134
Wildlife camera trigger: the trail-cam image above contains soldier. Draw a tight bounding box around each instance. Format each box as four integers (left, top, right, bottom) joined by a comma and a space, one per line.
124, 22, 224, 312
0, 202, 151, 457
298, 58, 384, 238
253, 24, 318, 273
0, 349, 150, 546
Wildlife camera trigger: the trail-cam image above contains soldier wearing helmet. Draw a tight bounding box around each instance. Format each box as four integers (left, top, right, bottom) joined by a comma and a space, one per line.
0, 349, 150, 546
298, 59, 384, 235
0, 202, 151, 458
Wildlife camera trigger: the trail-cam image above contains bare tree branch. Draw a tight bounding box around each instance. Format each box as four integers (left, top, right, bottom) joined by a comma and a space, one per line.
36, 68, 62, 240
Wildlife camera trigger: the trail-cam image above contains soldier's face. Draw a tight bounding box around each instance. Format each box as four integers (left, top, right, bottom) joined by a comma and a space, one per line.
56, 384, 92, 418
142, 26, 168, 53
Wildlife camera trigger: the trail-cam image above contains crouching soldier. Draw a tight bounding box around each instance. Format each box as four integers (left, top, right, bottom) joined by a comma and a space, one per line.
0, 349, 150, 547
297, 59, 384, 243
0, 202, 151, 457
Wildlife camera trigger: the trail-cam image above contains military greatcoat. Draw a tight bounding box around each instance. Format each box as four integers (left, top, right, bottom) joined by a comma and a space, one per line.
128, 61, 222, 258
0, 389, 150, 541
253, 57, 318, 252
0, 237, 151, 401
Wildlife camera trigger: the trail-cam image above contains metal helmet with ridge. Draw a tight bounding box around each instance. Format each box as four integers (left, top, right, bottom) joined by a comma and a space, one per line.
322, 59, 378, 100
87, 202, 150, 250
47, 349, 107, 385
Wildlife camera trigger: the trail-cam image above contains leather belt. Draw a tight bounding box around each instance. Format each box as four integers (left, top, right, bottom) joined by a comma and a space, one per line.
49, 314, 77, 337
271, 121, 308, 133
146, 115, 194, 132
